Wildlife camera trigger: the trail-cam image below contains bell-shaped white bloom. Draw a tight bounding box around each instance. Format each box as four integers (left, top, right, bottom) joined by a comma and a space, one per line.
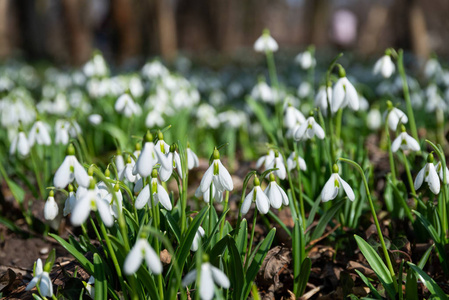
284, 105, 306, 129
265, 151, 286, 180
436, 162, 449, 184
10, 131, 30, 157
55, 120, 70, 145
332, 76, 359, 113
135, 138, 158, 177
159, 149, 183, 182
367, 108, 382, 130
414, 155, 440, 194
187, 147, 199, 170
135, 173, 172, 210
191, 226, 205, 252
71, 181, 114, 227
54, 146, 90, 189
373, 55, 395, 78
195, 182, 223, 203
286, 152, 307, 172
28, 120, 51, 147
424, 58, 442, 79
25, 259, 53, 297
63, 190, 77, 216
386, 106, 408, 131
250, 81, 275, 104
254, 29, 279, 53
115, 154, 125, 175
44, 192, 59, 221
83, 276, 95, 299
124, 238, 162, 275
88, 114, 103, 125
200, 149, 233, 194
256, 150, 275, 169
321, 165, 355, 202
391, 130, 420, 153
119, 157, 137, 183
294, 116, 325, 141
264, 173, 288, 209
295, 51, 316, 69
241, 177, 270, 215
115, 94, 142, 118
182, 261, 230, 300
315, 86, 332, 114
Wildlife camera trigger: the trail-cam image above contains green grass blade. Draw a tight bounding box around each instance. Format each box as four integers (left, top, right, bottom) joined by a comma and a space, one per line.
49, 233, 94, 274
408, 262, 448, 300
94, 253, 107, 300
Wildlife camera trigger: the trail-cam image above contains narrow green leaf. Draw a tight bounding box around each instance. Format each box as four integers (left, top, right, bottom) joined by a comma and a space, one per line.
418, 244, 434, 269
235, 219, 248, 259
310, 199, 344, 242
161, 210, 182, 244
203, 208, 229, 251
209, 235, 230, 266
408, 263, 448, 300
297, 257, 311, 297
413, 210, 440, 243
355, 269, 383, 300
267, 210, 292, 237
94, 253, 106, 300
228, 238, 245, 299
49, 233, 94, 274
405, 268, 418, 300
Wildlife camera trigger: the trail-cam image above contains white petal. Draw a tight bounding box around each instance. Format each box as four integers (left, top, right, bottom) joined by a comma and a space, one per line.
137, 142, 156, 177
345, 81, 359, 111
200, 165, 214, 193
44, 197, 59, 221
71, 192, 92, 226
40, 273, 53, 297
404, 134, 420, 151
218, 160, 233, 191
321, 174, 339, 202
391, 135, 402, 153
294, 121, 308, 140
255, 187, 270, 214
187, 148, 199, 170
339, 176, 355, 201
17, 132, 30, 157
427, 164, 440, 194
274, 157, 286, 180
159, 164, 173, 182
265, 183, 281, 209
124, 240, 145, 275
241, 190, 254, 215
414, 166, 425, 190
135, 185, 150, 209
174, 152, 183, 178
332, 80, 345, 113
25, 276, 39, 291
210, 265, 230, 288
312, 122, 325, 139
54, 156, 73, 188
297, 156, 307, 171
96, 198, 114, 227
182, 270, 197, 286
200, 264, 215, 300
157, 183, 172, 210
36, 258, 43, 274
143, 242, 163, 274
73, 158, 90, 187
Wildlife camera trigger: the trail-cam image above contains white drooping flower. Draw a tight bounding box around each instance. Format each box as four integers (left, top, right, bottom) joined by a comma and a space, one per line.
71, 180, 114, 227
124, 238, 162, 275
115, 93, 142, 118
414, 153, 440, 194
63, 186, 77, 216
294, 116, 325, 141
295, 51, 316, 70
159, 145, 183, 182
436, 161, 449, 184
83, 276, 95, 299
190, 226, 205, 252
265, 151, 286, 180
424, 58, 442, 79
373, 54, 395, 78
25, 259, 53, 297
135, 133, 158, 177
250, 81, 275, 104
284, 105, 306, 129
54, 144, 90, 188
10, 131, 31, 157
182, 260, 230, 300
28, 120, 51, 146
199, 149, 233, 195
256, 150, 275, 170
254, 29, 279, 53
286, 152, 307, 172
135, 169, 172, 210
55, 120, 70, 145
391, 127, 420, 153
241, 176, 270, 215
44, 191, 59, 221
187, 146, 199, 170
315, 85, 332, 114
264, 173, 289, 209
385, 102, 408, 131
367, 108, 382, 130
119, 156, 137, 183
88, 114, 103, 125
332, 73, 359, 113
195, 182, 223, 203
321, 164, 355, 202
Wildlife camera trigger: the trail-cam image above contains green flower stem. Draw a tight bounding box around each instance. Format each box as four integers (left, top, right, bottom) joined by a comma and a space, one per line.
401, 151, 417, 199
385, 113, 397, 185
208, 184, 214, 237
245, 208, 258, 271
335, 108, 343, 140
149, 183, 164, 299
293, 143, 306, 228
397, 50, 418, 142
286, 166, 300, 218
30, 147, 45, 199
219, 191, 229, 239
180, 170, 188, 235
98, 219, 129, 300
338, 158, 396, 282
436, 108, 445, 148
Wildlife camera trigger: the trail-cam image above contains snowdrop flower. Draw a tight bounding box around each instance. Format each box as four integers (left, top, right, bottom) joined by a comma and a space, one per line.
63, 185, 76, 216
315, 85, 332, 114
88, 114, 103, 125
154, 131, 170, 165
385, 101, 408, 131
265, 151, 286, 180
195, 182, 223, 203
367, 108, 382, 130
373, 54, 395, 78
10, 130, 30, 157
424, 58, 442, 79
284, 104, 306, 129
332, 68, 359, 113
295, 50, 316, 69
250, 81, 275, 104
71, 180, 114, 227
182, 257, 230, 300
115, 93, 142, 118
28, 120, 51, 146
25, 259, 53, 297
54, 144, 90, 188
391, 126, 420, 153
187, 145, 199, 170
264, 173, 288, 209
44, 190, 59, 221
321, 164, 355, 202
414, 153, 440, 194
254, 29, 279, 53
135, 132, 158, 177
191, 226, 205, 252
436, 162, 449, 184
256, 150, 275, 169
55, 120, 70, 145
286, 152, 307, 172
297, 82, 312, 99
294, 114, 325, 141
241, 176, 270, 215
83, 276, 95, 299
124, 238, 162, 275
199, 148, 233, 195
159, 144, 183, 182
115, 153, 125, 176
135, 169, 172, 210
119, 156, 137, 183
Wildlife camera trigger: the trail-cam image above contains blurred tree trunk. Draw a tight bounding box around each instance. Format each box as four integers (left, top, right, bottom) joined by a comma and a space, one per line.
304, 0, 329, 46
358, 4, 389, 55
61, 0, 91, 66
0, 0, 10, 59
154, 0, 177, 61
111, 0, 140, 64
409, 0, 429, 58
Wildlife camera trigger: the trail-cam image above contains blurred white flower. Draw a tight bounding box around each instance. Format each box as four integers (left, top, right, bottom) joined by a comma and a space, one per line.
124, 238, 162, 275
414, 155, 440, 194
295, 51, 316, 69
54, 145, 90, 188
332, 76, 359, 113
254, 29, 279, 53
321, 165, 355, 202
28, 120, 51, 147
373, 55, 395, 78
265, 151, 286, 180
190, 226, 205, 252
391, 130, 420, 152
25, 259, 53, 297
88, 114, 103, 125
436, 161, 449, 184
55, 120, 70, 145
294, 116, 325, 141
386, 106, 408, 131
10, 131, 30, 157
187, 147, 199, 170
297, 82, 312, 99
286, 152, 307, 171
315, 86, 332, 114
250, 81, 275, 104
115, 94, 142, 118
424, 58, 442, 79
44, 192, 59, 221
182, 262, 230, 300
367, 108, 382, 130
284, 105, 306, 129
